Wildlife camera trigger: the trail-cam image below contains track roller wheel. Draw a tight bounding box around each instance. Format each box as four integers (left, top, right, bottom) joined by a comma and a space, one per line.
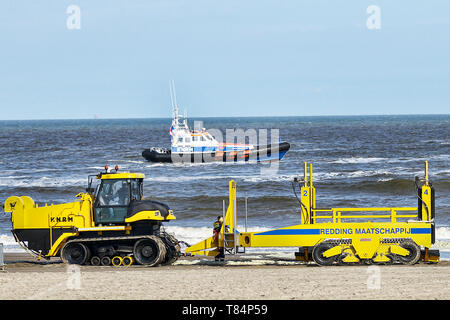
398, 240, 421, 265
61, 242, 90, 265
133, 236, 166, 267
90, 256, 101, 266
122, 256, 134, 266
101, 256, 111, 266
112, 256, 123, 267
312, 242, 338, 266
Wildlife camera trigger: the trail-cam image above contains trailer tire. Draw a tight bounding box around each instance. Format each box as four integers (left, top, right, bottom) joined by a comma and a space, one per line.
398, 240, 421, 265
161, 233, 181, 265
312, 242, 337, 266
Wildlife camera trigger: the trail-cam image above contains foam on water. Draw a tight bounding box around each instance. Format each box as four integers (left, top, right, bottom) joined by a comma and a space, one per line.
0, 176, 86, 188
435, 226, 450, 240
0, 234, 23, 253
331, 157, 387, 164
0, 166, 447, 190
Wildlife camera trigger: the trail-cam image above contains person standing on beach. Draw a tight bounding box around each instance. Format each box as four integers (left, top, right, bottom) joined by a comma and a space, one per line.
213, 216, 225, 261
213, 216, 223, 242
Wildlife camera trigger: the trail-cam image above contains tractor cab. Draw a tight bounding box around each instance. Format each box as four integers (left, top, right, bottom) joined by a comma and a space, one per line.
92, 167, 144, 224
88, 166, 174, 225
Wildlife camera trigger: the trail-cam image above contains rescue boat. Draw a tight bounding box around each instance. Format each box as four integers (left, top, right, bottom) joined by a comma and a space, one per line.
142, 83, 290, 164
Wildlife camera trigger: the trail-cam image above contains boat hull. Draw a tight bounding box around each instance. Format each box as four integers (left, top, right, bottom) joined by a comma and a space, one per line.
142, 142, 290, 163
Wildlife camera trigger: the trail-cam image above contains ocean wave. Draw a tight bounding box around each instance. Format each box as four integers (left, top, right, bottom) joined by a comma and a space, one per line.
421, 139, 450, 146
331, 157, 387, 164
0, 176, 86, 188
328, 155, 449, 165
350, 178, 417, 193
313, 170, 406, 182
0, 175, 32, 179
144, 163, 168, 168
137, 170, 450, 185
1, 170, 448, 194
150, 174, 233, 183
117, 160, 144, 164
0, 168, 63, 174
434, 169, 450, 176
241, 175, 297, 183
147, 170, 396, 184
0, 234, 23, 253
436, 226, 450, 240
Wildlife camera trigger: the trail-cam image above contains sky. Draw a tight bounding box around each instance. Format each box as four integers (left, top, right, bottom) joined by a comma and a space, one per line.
0, 0, 449, 120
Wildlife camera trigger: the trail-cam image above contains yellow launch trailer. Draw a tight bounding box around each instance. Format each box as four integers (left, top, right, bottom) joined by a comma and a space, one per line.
184, 161, 439, 265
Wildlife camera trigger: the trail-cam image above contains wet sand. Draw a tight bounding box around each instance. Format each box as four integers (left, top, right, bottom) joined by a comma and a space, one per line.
1, 253, 449, 300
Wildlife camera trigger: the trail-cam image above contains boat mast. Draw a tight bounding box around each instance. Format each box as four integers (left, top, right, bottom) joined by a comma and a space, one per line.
170, 80, 179, 122
170, 80, 189, 133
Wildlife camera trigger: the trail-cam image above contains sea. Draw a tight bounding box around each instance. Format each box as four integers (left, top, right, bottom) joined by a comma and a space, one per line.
1, 115, 449, 258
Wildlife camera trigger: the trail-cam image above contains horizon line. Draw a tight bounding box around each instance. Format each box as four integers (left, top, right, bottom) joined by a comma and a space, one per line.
1, 113, 449, 121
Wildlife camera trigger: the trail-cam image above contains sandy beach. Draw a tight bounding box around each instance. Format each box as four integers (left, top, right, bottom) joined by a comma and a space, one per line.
1, 253, 449, 300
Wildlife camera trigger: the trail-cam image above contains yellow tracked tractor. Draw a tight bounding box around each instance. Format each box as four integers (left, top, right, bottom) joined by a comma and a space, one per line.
3, 166, 180, 267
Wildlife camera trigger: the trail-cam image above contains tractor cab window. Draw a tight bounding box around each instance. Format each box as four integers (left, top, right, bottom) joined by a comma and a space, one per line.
94, 178, 143, 224
130, 179, 143, 201
95, 179, 130, 224
97, 180, 130, 206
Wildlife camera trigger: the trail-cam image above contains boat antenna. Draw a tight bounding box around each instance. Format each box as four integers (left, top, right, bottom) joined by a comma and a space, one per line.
170, 80, 179, 119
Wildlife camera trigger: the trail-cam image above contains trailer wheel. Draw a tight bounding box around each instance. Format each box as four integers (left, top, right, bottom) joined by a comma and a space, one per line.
161, 233, 181, 265
312, 242, 337, 266
398, 240, 421, 265
61, 242, 90, 265
133, 236, 166, 266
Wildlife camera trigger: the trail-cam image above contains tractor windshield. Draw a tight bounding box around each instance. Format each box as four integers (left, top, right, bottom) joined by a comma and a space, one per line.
97, 180, 130, 206
94, 178, 143, 224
